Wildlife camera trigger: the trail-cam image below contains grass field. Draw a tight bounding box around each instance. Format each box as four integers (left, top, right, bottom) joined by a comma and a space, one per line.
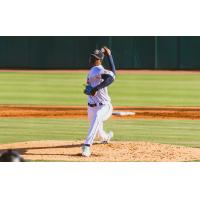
0, 118, 200, 148
0, 71, 200, 149
0, 71, 200, 106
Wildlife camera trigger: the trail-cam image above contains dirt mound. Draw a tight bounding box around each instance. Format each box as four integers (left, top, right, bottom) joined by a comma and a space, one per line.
0, 105, 200, 120
0, 140, 200, 161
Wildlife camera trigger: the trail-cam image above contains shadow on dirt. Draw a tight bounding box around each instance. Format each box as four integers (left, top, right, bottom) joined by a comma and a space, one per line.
0, 142, 102, 157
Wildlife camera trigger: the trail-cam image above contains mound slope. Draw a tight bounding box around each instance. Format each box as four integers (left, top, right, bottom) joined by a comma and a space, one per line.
0, 140, 200, 162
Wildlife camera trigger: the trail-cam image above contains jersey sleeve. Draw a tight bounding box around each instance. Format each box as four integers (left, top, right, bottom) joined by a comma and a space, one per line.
90, 67, 115, 82
103, 69, 116, 80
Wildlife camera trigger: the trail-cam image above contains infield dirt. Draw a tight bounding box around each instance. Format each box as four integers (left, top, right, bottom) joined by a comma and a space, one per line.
0, 140, 200, 161
0, 105, 200, 161
0, 105, 200, 120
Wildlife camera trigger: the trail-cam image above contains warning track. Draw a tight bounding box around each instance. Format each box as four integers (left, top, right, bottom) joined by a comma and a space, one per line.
0, 105, 200, 120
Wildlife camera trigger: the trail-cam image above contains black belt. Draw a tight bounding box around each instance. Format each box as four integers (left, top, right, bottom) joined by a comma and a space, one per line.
88, 103, 103, 107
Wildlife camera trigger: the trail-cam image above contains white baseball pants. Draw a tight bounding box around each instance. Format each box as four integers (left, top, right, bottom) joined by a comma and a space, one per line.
84, 103, 113, 145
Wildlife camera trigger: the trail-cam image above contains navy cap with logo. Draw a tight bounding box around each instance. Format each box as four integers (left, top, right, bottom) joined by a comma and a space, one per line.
90, 49, 104, 60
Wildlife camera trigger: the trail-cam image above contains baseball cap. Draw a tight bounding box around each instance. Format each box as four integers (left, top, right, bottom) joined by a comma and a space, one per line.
90, 49, 104, 60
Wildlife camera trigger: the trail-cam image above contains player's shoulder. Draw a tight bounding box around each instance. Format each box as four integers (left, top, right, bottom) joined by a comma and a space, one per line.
91, 65, 104, 72
103, 69, 115, 76
90, 65, 104, 75
90, 65, 115, 79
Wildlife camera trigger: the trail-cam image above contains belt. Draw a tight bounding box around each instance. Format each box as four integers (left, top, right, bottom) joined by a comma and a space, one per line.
88, 103, 103, 107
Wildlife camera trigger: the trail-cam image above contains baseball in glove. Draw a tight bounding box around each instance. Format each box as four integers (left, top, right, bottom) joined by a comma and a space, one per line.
83, 85, 97, 96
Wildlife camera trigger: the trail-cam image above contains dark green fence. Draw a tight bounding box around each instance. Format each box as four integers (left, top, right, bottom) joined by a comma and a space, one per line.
0, 36, 200, 69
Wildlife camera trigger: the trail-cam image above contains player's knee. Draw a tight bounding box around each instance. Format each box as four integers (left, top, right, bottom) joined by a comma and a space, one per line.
96, 113, 103, 121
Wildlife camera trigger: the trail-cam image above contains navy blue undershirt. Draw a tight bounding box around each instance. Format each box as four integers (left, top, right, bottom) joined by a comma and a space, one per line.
95, 74, 114, 91
108, 54, 116, 75
92, 54, 116, 92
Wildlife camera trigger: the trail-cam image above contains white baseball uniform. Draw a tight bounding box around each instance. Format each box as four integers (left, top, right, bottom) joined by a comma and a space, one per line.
84, 65, 115, 145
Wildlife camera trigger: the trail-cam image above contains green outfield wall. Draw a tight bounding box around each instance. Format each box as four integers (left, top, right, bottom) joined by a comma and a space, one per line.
0, 36, 200, 69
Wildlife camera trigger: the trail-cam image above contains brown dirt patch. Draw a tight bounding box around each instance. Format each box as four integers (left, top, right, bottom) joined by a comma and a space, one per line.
0, 140, 200, 161
0, 105, 200, 120
1, 69, 200, 74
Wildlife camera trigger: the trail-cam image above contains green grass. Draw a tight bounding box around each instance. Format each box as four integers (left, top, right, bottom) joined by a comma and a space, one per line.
0, 118, 200, 148
0, 71, 200, 149
0, 71, 200, 106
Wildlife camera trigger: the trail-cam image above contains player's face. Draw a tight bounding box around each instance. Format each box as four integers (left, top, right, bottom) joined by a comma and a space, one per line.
89, 56, 102, 66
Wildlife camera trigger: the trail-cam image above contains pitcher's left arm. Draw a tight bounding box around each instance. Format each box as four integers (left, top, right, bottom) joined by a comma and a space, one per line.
102, 46, 116, 75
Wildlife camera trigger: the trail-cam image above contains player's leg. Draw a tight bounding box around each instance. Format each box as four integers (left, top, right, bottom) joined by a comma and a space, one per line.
98, 121, 113, 143
97, 103, 113, 143
82, 103, 113, 156
84, 109, 101, 145
82, 106, 99, 157
101, 103, 113, 143
82, 107, 101, 157
97, 121, 108, 141
102, 103, 113, 122
87, 106, 95, 124
84, 103, 112, 145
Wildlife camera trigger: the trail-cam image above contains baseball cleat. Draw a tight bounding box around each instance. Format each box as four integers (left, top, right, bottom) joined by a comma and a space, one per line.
101, 131, 113, 144
82, 145, 91, 157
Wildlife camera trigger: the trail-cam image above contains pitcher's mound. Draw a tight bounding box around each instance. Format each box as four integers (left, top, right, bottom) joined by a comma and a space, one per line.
0, 140, 200, 162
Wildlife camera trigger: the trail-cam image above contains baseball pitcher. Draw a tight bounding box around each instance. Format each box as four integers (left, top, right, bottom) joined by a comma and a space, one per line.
82, 46, 116, 157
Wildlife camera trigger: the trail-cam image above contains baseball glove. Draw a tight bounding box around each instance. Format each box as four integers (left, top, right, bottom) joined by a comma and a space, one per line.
84, 85, 97, 96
